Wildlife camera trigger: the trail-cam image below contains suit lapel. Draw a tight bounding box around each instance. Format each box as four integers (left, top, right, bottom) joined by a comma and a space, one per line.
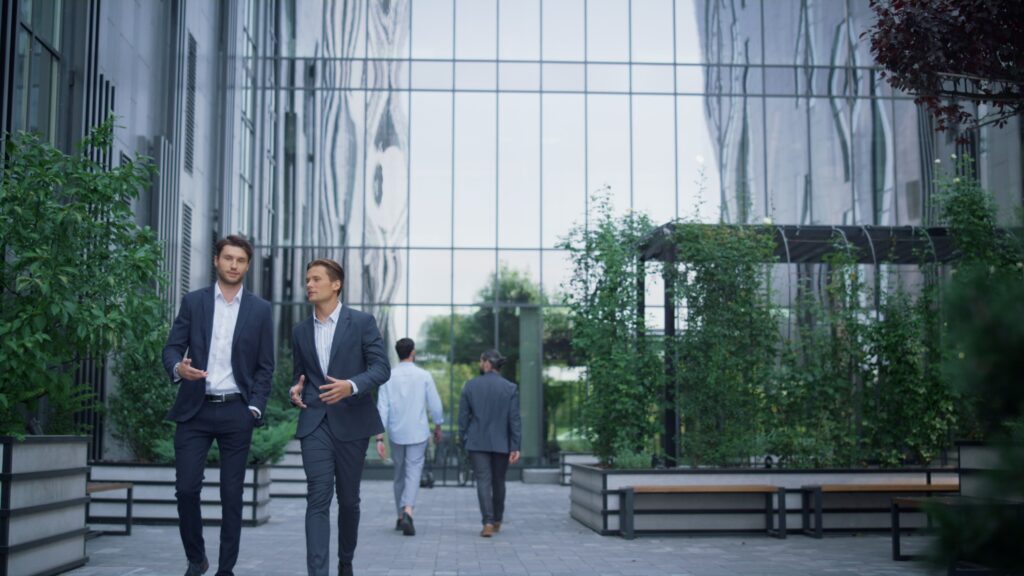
201, 286, 215, 358
231, 290, 252, 350
303, 317, 322, 380
327, 305, 351, 374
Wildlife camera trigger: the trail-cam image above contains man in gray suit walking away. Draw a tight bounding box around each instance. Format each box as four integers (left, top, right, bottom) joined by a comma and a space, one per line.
458, 349, 521, 537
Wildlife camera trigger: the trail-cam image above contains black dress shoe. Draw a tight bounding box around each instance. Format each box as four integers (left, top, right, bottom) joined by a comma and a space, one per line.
401, 511, 416, 536
395, 517, 403, 530
185, 558, 209, 576
339, 562, 354, 576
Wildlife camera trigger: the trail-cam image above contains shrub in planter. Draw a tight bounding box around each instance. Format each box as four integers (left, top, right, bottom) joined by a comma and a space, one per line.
0, 120, 159, 436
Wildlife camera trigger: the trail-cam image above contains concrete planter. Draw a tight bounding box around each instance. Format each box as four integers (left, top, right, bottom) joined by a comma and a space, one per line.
88, 462, 271, 526
570, 464, 958, 536
559, 452, 598, 485
1, 435, 90, 576
958, 441, 1024, 502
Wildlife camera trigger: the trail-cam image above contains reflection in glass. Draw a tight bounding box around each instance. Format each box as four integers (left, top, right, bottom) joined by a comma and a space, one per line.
32, 0, 61, 50
12, 30, 30, 132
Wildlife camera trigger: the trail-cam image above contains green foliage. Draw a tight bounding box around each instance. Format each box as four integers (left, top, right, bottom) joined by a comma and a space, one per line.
560, 191, 661, 465
108, 320, 176, 461
611, 441, 654, 470
670, 223, 778, 466
0, 119, 160, 436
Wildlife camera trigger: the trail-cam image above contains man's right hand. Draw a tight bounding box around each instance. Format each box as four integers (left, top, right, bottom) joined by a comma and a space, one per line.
177, 358, 208, 381
290, 375, 307, 409
375, 438, 387, 460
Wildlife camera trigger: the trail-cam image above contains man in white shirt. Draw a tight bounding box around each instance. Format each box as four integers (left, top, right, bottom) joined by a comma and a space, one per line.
375, 338, 444, 536
162, 235, 274, 576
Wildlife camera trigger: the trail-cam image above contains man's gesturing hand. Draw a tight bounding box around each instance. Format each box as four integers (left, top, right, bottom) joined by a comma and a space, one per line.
178, 358, 208, 381
289, 375, 307, 409
318, 376, 354, 405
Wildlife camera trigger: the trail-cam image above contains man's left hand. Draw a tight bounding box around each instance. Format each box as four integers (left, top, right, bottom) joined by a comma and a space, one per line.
432, 424, 442, 445
319, 376, 354, 405
509, 451, 520, 465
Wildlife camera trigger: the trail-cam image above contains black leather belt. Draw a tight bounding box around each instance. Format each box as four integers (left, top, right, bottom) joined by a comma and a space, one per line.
205, 392, 243, 403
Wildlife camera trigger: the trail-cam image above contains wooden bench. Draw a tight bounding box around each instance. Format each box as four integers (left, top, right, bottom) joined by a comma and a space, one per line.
619, 485, 787, 540
801, 482, 958, 538
86, 481, 134, 537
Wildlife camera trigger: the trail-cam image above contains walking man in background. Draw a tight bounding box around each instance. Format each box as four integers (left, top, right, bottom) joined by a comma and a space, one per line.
375, 338, 444, 536
288, 258, 390, 576
162, 235, 275, 576
458, 349, 521, 537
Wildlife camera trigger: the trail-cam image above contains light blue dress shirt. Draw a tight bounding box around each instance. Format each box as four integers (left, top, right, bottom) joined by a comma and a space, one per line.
377, 362, 444, 445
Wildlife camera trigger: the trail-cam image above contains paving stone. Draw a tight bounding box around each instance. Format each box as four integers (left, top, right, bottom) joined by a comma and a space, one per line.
67, 480, 934, 576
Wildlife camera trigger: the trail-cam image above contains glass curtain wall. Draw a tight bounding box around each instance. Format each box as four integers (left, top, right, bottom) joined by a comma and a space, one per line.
251, 0, 1022, 463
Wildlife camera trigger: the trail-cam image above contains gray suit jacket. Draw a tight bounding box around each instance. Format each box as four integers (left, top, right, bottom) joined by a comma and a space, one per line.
458, 372, 521, 453
291, 305, 390, 441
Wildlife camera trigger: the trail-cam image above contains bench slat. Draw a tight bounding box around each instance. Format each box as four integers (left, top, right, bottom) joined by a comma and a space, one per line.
87, 482, 133, 494
632, 485, 779, 494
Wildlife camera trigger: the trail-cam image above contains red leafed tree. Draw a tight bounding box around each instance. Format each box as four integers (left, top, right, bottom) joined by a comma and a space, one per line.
867, 0, 1024, 131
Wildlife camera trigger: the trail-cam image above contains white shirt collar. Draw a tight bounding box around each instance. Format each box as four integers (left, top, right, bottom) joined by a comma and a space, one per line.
314, 301, 342, 325
215, 282, 244, 304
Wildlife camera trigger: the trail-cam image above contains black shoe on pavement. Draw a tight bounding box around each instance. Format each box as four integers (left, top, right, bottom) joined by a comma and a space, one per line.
184, 558, 208, 576
401, 511, 416, 536
339, 562, 354, 576
395, 517, 403, 530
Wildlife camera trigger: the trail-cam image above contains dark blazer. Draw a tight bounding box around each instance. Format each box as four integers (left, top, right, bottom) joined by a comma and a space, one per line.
458, 372, 521, 453
291, 305, 390, 441
162, 285, 275, 423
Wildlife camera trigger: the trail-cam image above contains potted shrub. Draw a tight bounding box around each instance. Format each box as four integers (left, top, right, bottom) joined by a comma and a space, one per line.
1, 121, 159, 575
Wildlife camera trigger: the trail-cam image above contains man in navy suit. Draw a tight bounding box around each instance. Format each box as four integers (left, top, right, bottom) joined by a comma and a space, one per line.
162, 235, 274, 576
288, 258, 390, 576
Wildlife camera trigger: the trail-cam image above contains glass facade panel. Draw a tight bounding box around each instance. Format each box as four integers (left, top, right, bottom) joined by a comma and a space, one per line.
455, 0, 497, 60
541, 249, 575, 300
499, 62, 540, 92
632, 0, 674, 63
542, 63, 585, 93
411, 0, 454, 58
586, 0, 629, 63
499, 0, 539, 61
498, 94, 541, 248
634, 95, 677, 219
408, 249, 452, 305
452, 250, 496, 305
633, 64, 675, 94
412, 61, 454, 90
453, 93, 497, 247
408, 92, 452, 247
676, 96, 722, 222
587, 94, 631, 214
498, 251, 542, 304
541, 0, 584, 62
12, 29, 30, 132
587, 63, 629, 94
541, 94, 586, 248
454, 62, 497, 91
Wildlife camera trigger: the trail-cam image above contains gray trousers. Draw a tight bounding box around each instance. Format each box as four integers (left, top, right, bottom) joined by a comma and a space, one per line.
469, 450, 509, 525
301, 421, 369, 576
390, 440, 428, 516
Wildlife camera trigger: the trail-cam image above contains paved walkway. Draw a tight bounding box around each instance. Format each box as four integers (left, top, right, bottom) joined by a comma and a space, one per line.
69, 480, 934, 576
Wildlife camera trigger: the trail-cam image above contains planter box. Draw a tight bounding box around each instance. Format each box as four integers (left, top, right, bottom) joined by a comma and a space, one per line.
88, 462, 271, 526
958, 441, 1024, 502
559, 452, 598, 486
1, 435, 90, 576
570, 464, 958, 536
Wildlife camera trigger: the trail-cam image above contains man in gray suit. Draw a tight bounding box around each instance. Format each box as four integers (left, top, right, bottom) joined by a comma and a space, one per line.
288, 259, 390, 576
458, 349, 521, 537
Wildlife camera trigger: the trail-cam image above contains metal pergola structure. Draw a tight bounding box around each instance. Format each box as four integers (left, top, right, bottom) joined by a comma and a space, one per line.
638, 223, 961, 463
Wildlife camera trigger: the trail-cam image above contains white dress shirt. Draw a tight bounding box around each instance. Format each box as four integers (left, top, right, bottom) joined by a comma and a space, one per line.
313, 301, 358, 393
206, 282, 243, 395
377, 361, 444, 445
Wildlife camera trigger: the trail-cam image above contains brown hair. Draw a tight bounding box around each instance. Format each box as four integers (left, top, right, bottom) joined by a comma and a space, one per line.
306, 259, 345, 296
214, 235, 253, 260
